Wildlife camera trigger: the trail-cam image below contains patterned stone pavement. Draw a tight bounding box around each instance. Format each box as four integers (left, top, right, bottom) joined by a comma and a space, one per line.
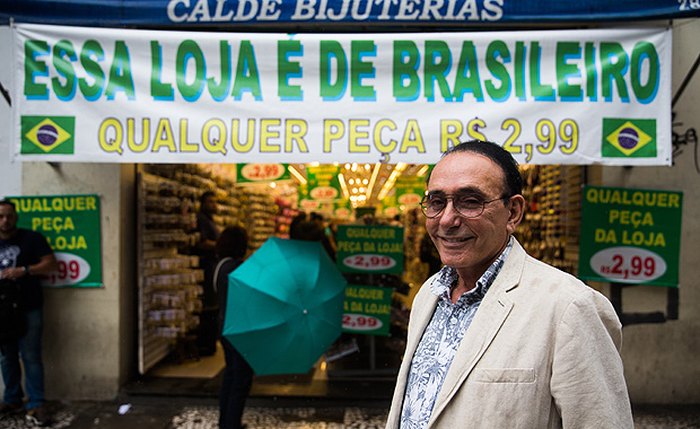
0, 398, 390, 429
0, 399, 699, 428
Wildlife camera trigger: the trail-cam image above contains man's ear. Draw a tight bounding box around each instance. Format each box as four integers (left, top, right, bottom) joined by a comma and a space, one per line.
506, 194, 525, 234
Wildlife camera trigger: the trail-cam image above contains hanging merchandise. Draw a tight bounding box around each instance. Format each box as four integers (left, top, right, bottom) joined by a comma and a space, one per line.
137, 169, 204, 374
240, 190, 277, 250
136, 163, 286, 373
517, 165, 584, 275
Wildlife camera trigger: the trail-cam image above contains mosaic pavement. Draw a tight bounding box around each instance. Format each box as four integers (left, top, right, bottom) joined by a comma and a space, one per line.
1, 402, 700, 428
0, 405, 389, 429
170, 406, 388, 429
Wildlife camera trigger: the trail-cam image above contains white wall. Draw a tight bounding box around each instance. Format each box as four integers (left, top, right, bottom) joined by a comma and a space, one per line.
0, 26, 14, 395
593, 19, 700, 403
0, 25, 135, 400
0, 26, 22, 198
20, 162, 136, 399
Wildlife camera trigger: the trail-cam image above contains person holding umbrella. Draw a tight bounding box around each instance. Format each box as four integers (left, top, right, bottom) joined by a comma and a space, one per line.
214, 225, 253, 429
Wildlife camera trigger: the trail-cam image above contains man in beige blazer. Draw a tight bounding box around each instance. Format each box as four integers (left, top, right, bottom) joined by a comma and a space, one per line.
385, 140, 633, 429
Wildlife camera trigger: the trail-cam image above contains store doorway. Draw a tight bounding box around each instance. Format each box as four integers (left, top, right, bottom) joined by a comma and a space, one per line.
131, 162, 584, 399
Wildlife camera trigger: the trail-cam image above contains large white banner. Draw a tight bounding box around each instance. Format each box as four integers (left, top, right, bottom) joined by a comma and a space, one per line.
12, 24, 672, 165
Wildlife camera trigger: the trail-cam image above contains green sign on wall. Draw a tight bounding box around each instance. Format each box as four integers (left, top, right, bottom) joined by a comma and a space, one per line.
335, 225, 404, 274
342, 284, 393, 336
236, 163, 290, 183
578, 186, 682, 287
10, 194, 103, 288
306, 165, 341, 200
394, 175, 425, 207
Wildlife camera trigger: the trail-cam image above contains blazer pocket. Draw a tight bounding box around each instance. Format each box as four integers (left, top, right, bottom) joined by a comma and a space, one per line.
472, 368, 535, 383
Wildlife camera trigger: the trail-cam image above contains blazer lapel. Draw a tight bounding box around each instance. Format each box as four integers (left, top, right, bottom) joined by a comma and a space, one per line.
428, 241, 527, 426
385, 285, 440, 428
404, 288, 440, 368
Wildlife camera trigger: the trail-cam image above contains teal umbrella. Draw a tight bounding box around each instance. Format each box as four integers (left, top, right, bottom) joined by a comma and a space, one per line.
223, 237, 347, 375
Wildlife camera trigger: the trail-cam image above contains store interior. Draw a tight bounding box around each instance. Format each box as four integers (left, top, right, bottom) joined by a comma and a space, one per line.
131, 162, 584, 399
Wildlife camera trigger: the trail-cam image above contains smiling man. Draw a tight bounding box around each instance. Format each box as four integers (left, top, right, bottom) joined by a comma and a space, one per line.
385, 140, 633, 429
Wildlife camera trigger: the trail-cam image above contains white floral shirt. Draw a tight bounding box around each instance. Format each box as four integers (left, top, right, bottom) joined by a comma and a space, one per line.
399, 237, 514, 429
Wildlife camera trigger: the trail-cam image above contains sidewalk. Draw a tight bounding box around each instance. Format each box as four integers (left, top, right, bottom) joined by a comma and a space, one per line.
0, 396, 390, 429
1, 396, 700, 429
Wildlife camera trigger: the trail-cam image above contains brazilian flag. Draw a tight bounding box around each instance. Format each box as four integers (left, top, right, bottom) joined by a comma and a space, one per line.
21, 116, 75, 155
601, 118, 656, 158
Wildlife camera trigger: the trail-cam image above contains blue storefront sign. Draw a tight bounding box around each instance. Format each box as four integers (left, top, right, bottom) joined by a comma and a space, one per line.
2, 0, 699, 27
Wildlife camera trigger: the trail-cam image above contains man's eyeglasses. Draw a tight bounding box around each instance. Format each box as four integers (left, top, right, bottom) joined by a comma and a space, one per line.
420, 193, 510, 219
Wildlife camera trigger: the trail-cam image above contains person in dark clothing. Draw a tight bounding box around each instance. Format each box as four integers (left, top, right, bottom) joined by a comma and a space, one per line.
0, 199, 58, 426
288, 212, 307, 238
214, 226, 254, 429
290, 218, 336, 261
196, 191, 221, 356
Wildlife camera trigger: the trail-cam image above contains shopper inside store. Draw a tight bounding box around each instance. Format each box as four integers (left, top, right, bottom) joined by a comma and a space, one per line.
385, 140, 634, 428
196, 190, 222, 356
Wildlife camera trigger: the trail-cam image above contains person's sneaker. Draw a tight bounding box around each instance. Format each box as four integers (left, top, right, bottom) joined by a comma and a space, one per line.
25, 405, 52, 426
0, 402, 24, 417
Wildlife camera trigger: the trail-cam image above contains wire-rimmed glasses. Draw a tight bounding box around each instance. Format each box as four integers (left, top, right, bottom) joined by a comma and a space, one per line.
420, 193, 510, 219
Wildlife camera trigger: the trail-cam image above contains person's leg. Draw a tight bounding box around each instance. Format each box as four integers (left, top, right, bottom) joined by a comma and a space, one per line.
219, 340, 236, 429
19, 308, 45, 410
228, 347, 254, 429
0, 340, 24, 406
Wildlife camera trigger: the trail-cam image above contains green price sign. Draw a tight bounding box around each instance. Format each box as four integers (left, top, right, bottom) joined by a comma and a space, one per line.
10, 194, 103, 288
236, 163, 290, 182
342, 284, 393, 336
335, 225, 404, 274
306, 165, 341, 201
394, 175, 425, 207
578, 186, 682, 287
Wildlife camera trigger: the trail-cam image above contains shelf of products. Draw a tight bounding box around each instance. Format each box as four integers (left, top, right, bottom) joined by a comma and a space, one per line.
137, 171, 204, 374
517, 165, 583, 275
137, 165, 288, 373
275, 198, 300, 239
239, 189, 277, 250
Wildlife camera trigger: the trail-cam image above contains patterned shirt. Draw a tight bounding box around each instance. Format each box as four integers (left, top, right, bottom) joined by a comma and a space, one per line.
399, 237, 514, 429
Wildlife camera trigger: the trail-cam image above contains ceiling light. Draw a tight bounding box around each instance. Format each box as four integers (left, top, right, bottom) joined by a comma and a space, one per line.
365, 163, 382, 202
377, 163, 408, 200
338, 173, 350, 199
287, 165, 307, 185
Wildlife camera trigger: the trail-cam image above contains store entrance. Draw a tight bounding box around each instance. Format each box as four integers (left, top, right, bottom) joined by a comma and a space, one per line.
131, 162, 584, 399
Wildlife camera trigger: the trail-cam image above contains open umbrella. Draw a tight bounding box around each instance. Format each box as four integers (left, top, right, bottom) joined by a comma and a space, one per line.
223, 237, 347, 376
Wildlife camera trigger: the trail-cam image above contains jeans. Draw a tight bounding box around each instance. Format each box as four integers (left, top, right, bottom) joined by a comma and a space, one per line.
0, 308, 45, 410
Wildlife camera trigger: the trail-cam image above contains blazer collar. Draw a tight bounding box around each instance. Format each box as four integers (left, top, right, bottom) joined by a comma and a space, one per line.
427, 239, 528, 426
